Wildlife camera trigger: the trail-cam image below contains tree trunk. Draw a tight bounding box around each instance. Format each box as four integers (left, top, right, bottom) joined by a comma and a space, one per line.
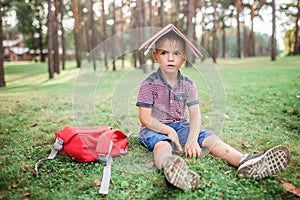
53, 0, 60, 74
186, 0, 196, 66
221, 20, 226, 58
235, 0, 242, 58
71, 0, 81, 68
200, 0, 206, 51
59, 0, 66, 70
120, 0, 125, 69
293, 0, 300, 55
212, 0, 218, 63
112, 1, 116, 71
160, 0, 165, 26
85, 0, 91, 55
243, 19, 249, 57
0, 3, 6, 87
136, 0, 147, 72
90, 0, 97, 70
101, 0, 108, 68
130, 3, 137, 68
48, 0, 54, 78
249, 5, 255, 56
271, 0, 276, 61
148, 0, 155, 69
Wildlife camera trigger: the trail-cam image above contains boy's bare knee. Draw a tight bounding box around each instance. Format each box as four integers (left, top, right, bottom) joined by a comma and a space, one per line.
153, 141, 172, 170
202, 134, 220, 151
153, 140, 172, 152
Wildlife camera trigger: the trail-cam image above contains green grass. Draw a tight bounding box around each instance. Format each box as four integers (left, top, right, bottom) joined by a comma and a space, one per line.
0, 57, 299, 199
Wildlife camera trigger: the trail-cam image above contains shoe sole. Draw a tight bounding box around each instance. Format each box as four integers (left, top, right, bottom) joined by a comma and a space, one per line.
162, 155, 200, 191
237, 145, 291, 178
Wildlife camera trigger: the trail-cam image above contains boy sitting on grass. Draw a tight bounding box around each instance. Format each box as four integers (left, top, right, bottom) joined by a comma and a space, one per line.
136, 24, 291, 191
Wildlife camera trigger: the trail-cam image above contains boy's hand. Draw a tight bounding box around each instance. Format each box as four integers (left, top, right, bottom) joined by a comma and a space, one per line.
185, 142, 202, 158
168, 130, 183, 153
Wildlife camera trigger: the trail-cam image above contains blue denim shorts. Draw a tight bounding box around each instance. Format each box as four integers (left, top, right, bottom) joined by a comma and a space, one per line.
139, 122, 214, 152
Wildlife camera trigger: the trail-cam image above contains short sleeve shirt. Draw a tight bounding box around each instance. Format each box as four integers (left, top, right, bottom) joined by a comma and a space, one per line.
136, 68, 199, 125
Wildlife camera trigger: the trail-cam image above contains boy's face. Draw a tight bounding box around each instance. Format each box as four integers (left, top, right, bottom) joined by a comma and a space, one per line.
152, 39, 187, 75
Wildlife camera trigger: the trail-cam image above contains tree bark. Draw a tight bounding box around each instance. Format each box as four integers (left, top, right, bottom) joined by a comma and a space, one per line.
101, 0, 108, 68
71, 0, 81, 68
47, 0, 54, 78
0, 2, 6, 87
235, 0, 242, 58
271, 0, 276, 61
293, 0, 300, 55
120, 0, 125, 69
136, 0, 147, 71
53, 0, 60, 74
243, 18, 249, 57
200, 0, 207, 51
160, 0, 165, 26
186, 0, 196, 66
148, 0, 155, 69
84, 0, 91, 56
90, 0, 97, 70
212, 0, 218, 63
112, 1, 116, 71
221, 19, 226, 58
249, 4, 255, 56
58, 0, 66, 69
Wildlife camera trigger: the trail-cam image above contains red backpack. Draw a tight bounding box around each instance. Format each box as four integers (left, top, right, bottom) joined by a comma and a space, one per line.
35, 126, 128, 194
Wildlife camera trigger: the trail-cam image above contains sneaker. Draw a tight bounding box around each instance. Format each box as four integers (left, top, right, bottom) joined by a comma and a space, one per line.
237, 145, 291, 179
162, 155, 200, 191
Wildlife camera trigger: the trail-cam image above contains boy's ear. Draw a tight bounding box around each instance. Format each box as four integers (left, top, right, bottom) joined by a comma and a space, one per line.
183, 52, 188, 61
152, 51, 158, 62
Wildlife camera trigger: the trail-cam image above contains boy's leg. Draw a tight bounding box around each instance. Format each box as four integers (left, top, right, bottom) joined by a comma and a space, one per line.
237, 145, 290, 178
201, 134, 291, 178
201, 134, 243, 167
152, 140, 200, 191
153, 141, 172, 170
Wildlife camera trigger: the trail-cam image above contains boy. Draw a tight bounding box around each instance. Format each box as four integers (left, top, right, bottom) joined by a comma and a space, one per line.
136, 25, 291, 191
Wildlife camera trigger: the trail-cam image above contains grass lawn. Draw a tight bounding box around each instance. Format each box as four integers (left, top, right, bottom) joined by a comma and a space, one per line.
0, 56, 299, 199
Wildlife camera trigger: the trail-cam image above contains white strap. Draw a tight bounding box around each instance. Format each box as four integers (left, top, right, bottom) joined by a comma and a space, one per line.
98, 157, 112, 195
34, 138, 63, 174
99, 140, 113, 195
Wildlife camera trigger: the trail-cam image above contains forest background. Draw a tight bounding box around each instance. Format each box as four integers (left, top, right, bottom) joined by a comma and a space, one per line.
0, 0, 300, 199
0, 0, 299, 86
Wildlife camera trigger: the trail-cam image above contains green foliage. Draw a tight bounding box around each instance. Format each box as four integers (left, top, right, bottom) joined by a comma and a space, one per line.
0, 57, 299, 199
13, 0, 47, 50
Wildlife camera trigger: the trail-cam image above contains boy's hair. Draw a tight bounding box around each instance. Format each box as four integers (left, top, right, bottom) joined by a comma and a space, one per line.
155, 31, 187, 52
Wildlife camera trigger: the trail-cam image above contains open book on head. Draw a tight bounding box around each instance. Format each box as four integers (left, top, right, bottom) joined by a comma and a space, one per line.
138, 24, 204, 58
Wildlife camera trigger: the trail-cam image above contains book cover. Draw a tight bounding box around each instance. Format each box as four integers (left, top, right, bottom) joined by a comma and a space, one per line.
138, 24, 203, 58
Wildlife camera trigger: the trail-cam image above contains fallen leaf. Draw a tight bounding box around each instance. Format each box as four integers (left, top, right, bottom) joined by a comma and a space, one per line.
223, 113, 229, 119
22, 192, 31, 199
93, 179, 101, 186
31, 123, 38, 127
224, 170, 231, 175
281, 181, 300, 197
201, 102, 208, 107
146, 161, 154, 168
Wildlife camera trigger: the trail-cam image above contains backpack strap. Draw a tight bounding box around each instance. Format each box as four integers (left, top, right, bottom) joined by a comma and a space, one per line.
98, 140, 113, 195
34, 138, 64, 174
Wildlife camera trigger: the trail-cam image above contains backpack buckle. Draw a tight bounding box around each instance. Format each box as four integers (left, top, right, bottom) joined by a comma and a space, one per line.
98, 154, 113, 165
53, 138, 63, 151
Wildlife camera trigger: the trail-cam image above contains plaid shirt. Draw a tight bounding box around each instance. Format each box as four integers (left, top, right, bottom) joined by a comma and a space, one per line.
136, 68, 199, 125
